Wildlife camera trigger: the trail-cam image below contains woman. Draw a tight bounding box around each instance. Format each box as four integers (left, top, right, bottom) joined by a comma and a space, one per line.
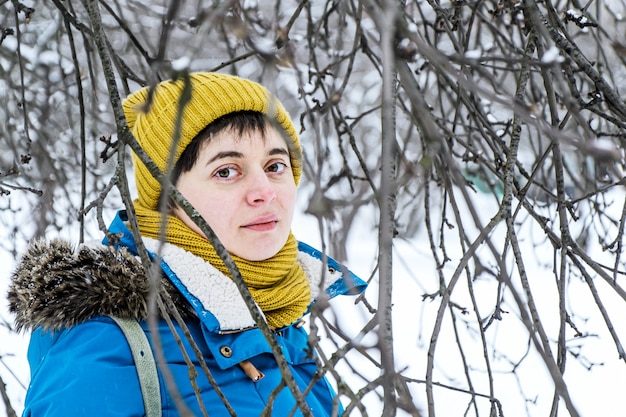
8, 72, 366, 416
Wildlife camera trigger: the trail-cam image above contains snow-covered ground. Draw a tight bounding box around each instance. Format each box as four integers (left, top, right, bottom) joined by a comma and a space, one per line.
298, 186, 626, 417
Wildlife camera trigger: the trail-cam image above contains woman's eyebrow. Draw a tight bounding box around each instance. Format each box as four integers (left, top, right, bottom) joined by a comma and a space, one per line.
268, 147, 289, 156
206, 151, 243, 165
205, 147, 288, 166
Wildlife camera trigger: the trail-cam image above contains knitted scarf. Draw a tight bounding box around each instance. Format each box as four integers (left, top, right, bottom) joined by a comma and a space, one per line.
134, 204, 311, 329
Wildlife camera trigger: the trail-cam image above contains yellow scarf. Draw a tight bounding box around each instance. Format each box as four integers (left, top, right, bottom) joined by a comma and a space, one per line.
134, 204, 311, 329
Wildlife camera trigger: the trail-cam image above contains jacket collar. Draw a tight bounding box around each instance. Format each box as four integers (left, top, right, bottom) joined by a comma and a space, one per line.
142, 237, 343, 332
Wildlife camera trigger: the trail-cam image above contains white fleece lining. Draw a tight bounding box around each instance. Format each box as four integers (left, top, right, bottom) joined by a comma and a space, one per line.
143, 238, 254, 330
297, 250, 341, 301
143, 238, 342, 331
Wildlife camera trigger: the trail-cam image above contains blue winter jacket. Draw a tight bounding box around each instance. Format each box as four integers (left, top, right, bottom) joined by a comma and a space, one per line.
8, 211, 367, 416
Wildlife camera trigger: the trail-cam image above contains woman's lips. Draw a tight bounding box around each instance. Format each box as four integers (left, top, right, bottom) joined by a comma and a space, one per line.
242, 216, 278, 231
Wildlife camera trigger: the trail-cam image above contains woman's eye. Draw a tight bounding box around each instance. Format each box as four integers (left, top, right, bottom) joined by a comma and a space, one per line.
214, 167, 238, 179
267, 162, 288, 173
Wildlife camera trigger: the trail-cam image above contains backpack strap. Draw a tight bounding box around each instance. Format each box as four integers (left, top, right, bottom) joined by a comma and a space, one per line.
111, 316, 162, 417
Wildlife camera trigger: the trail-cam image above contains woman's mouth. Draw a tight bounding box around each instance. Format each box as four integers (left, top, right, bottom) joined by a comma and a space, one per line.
242, 216, 278, 232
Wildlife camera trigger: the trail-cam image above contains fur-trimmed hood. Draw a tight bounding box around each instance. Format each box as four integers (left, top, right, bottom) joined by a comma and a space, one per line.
7, 239, 193, 332
8, 239, 150, 331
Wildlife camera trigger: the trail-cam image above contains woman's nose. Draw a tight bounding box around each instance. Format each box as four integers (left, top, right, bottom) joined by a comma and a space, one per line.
246, 170, 276, 205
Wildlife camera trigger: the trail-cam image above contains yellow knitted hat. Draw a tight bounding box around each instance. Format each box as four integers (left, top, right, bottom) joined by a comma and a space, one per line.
122, 72, 302, 210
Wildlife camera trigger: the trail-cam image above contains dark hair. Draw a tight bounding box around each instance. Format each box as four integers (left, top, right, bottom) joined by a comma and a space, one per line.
160, 111, 269, 210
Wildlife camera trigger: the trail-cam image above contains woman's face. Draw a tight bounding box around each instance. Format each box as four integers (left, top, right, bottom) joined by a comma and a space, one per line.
172, 125, 297, 261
